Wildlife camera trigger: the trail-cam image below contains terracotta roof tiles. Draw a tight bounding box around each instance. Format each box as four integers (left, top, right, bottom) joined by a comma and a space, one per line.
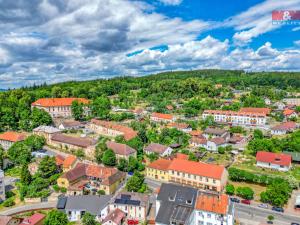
0, 131, 26, 142
256, 151, 291, 167
31, 98, 89, 107
195, 193, 228, 215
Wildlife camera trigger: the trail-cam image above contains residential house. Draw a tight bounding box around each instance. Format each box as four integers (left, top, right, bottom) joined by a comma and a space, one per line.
58, 120, 84, 130
60, 195, 111, 222
102, 208, 125, 225
283, 108, 298, 119
228, 135, 247, 151
0, 131, 26, 150
33, 126, 61, 143
146, 158, 227, 192
189, 130, 203, 137
0, 216, 22, 225
206, 138, 227, 152
31, 98, 90, 118
150, 112, 174, 123
144, 143, 173, 157
108, 192, 150, 222
58, 155, 78, 172
274, 101, 286, 110
106, 141, 137, 160
19, 213, 45, 225
264, 98, 271, 105
167, 122, 192, 133
203, 128, 230, 140
189, 136, 207, 148
202, 107, 270, 127
155, 183, 198, 225
256, 151, 292, 172
271, 122, 297, 135
57, 163, 126, 195
0, 170, 5, 202
283, 98, 300, 106
191, 192, 234, 225
50, 133, 97, 156
146, 158, 172, 182
89, 119, 137, 141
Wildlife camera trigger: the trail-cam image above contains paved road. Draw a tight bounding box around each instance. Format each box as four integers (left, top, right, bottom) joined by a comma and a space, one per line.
145, 178, 162, 190
0, 202, 57, 216
236, 204, 300, 225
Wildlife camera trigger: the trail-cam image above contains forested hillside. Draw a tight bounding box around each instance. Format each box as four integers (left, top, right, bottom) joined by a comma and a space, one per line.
1, 69, 300, 132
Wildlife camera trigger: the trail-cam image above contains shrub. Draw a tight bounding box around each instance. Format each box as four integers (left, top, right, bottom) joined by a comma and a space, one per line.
225, 184, 235, 195
52, 184, 60, 192
236, 187, 254, 200
60, 187, 67, 193
3, 198, 15, 207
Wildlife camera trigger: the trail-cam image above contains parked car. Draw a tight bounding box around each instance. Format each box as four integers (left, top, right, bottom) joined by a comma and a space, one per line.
291, 223, 300, 225
272, 206, 284, 212
230, 197, 240, 203
267, 221, 273, 224
258, 203, 268, 209
241, 199, 251, 205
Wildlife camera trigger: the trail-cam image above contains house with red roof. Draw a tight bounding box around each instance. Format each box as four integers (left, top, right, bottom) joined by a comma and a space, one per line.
0, 131, 27, 150
283, 108, 298, 119
256, 151, 292, 171
202, 107, 270, 127
106, 141, 136, 160
146, 158, 227, 192
102, 208, 125, 225
89, 119, 137, 141
20, 213, 45, 225
271, 121, 298, 135
150, 112, 174, 123
31, 98, 90, 118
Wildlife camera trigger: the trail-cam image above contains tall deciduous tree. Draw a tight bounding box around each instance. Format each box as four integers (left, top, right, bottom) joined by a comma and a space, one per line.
20, 164, 32, 185
91, 96, 111, 119
102, 149, 116, 166
44, 209, 68, 225
8, 142, 32, 165
38, 156, 57, 178
71, 100, 85, 121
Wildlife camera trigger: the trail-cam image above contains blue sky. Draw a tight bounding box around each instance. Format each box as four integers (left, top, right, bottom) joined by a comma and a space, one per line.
0, 0, 299, 88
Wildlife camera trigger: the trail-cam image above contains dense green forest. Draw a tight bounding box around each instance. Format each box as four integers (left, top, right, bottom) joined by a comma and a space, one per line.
1, 69, 300, 132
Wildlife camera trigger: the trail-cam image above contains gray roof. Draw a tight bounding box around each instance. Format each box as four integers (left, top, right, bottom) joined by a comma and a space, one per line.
144, 143, 169, 154
65, 195, 112, 215
33, 125, 61, 134
155, 183, 197, 224
204, 128, 227, 136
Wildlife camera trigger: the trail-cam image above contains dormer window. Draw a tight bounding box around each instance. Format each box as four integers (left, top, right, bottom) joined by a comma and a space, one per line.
186, 199, 192, 205
169, 196, 175, 201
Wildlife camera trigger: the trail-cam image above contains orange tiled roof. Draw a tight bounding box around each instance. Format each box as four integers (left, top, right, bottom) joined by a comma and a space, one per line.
283, 108, 295, 116
167, 122, 190, 129
239, 107, 271, 115
189, 130, 202, 136
55, 155, 65, 166
31, 98, 90, 107
168, 159, 225, 180
147, 158, 172, 171
195, 193, 229, 215
90, 119, 137, 141
0, 131, 26, 142
175, 153, 189, 160
63, 155, 77, 168
151, 112, 173, 120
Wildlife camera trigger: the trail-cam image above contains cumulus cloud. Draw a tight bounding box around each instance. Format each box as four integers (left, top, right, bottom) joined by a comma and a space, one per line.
0, 0, 300, 88
227, 0, 300, 45
159, 0, 183, 6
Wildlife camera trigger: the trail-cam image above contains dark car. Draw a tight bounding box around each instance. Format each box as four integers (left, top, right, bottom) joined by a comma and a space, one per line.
272, 206, 284, 212
230, 197, 240, 203
267, 221, 273, 224
291, 223, 300, 225
241, 199, 251, 205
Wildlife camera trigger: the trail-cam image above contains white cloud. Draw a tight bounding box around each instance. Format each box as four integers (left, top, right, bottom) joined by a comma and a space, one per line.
294, 40, 300, 46
0, 47, 10, 65
159, 0, 183, 6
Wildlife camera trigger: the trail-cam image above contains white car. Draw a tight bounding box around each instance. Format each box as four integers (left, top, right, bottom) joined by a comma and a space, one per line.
258, 203, 268, 209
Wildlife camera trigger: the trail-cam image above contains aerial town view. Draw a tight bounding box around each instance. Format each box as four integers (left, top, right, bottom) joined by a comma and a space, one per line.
0, 0, 300, 225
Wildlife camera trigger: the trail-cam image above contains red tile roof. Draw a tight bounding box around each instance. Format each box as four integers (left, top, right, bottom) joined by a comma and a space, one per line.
63, 155, 77, 168
31, 98, 90, 107
55, 155, 65, 166
147, 158, 172, 171
168, 159, 225, 180
210, 137, 226, 145
190, 137, 207, 145
90, 119, 137, 141
102, 208, 125, 225
256, 151, 292, 167
195, 193, 229, 215
0, 131, 26, 142
145, 143, 169, 154
151, 112, 173, 120
283, 108, 296, 116
189, 130, 202, 136
106, 141, 136, 156
51, 133, 97, 148
271, 121, 297, 131
239, 107, 271, 115
167, 122, 190, 129
175, 153, 189, 160
20, 213, 45, 225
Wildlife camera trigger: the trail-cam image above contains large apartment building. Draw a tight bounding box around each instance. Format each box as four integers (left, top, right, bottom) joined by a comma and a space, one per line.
146, 158, 227, 192
202, 107, 270, 127
89, 119, 137, 141
31, 98, 90, 118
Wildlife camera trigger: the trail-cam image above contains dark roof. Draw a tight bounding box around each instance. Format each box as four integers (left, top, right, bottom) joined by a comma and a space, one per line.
204, 128, 227, 136
65, 195, 112, 215
155, 183, 197, 224
51, 133, 97, 148
112, 192, 149, 208
57, 197, 67, 209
